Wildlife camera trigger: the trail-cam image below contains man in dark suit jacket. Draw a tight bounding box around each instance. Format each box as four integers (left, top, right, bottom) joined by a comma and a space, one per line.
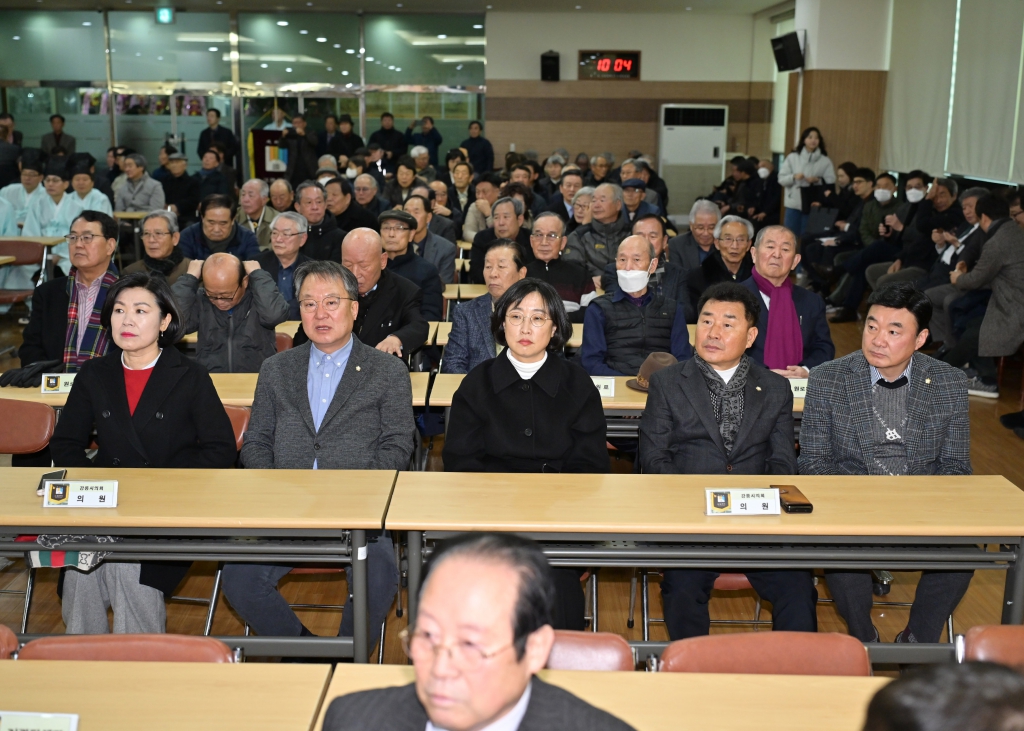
684, 215, 754, 322
640, 282, 817, 640
223, 260, 412, 649
799, 283, 973, 644
322, 532, 635, 731
667, 199, 720, 276
196, 109, 238, 173
380, 208, 443, 321
741, 225, 834, 375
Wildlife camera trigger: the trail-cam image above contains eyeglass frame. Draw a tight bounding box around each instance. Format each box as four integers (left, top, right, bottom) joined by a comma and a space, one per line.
399, 627, 516, 670
297, 295, 355, 313
64, 233, 110, 245
505, 312, 553, 329
206, 285, 242, 303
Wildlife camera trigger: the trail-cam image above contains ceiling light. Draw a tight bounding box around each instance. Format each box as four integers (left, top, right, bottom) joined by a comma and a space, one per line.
286, 67, 293, 72
366, 56, 374, 61
327, 66, 332, 70
277, 20, 288, 26
27, 93, 34, 98
209, 46, 219, 51
157, 56, 163, 60
486, 5, 492, 8
345, 48, 355, 53
346, 82, 352, 88
342, 70, 349, 75
333, 43, 340, 48
307, 1, 313, 5
11, 36, 19, 40
473, 24, 483, 29
437, 34, 447, 39
135, 52, 141, 56
316, 37, 326, 42
456, 64, 463, 70
82, 21, 92, 26
395, 67, 401, 71
299, 30, 308, 34
255, 81, 263, 85
388, 65, 395, 69
260, 62, 268, 67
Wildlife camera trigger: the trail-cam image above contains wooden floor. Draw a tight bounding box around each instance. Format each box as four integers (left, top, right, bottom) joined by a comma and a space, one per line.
1, 307, 1022, 665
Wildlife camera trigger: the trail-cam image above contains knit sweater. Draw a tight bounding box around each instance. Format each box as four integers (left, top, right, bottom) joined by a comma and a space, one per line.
869, 379, 910, 475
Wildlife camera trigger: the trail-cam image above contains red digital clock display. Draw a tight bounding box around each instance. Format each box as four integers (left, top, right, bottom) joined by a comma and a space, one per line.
578, 51, 641, 80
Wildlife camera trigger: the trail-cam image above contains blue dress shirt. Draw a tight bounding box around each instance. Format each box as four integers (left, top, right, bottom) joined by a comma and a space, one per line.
307, 338, 354, 467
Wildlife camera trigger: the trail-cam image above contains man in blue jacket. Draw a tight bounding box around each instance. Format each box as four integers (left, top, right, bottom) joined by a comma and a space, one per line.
178, 194, 261, 261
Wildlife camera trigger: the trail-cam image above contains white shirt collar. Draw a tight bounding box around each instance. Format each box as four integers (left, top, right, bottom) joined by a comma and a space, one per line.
715, 363, 740, 384
121, 349, 162, 370
426, 682, 532, 731
507, 349, 547, 380
870, 356, 913, 385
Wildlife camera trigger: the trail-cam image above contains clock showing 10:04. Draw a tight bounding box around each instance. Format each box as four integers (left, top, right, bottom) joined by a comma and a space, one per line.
578, 51, 641, 80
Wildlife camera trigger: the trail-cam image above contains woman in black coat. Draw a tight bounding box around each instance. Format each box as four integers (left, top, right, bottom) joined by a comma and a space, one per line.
49, 271, 237, 634
443, 278, 608, 628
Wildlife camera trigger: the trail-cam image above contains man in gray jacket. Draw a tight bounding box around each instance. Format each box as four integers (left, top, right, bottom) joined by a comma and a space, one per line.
563, 182, 632, 282
172, 253, 289, 372
114, 153, 165, 212
222, 260, 413, 651
404, 193, 457, 284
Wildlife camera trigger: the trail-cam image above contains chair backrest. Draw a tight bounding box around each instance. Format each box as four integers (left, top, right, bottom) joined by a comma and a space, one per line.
713, 573, 753, 592
222, 405, 250, 452
17, 634, 234, 662
547, 630, 635, 671
276, 331, 293, 352
0, 624, 18, 659
0, 239, 45, 267
964, 625, 1024, 669
0, 399, 56, 454
659, 632, 871, 676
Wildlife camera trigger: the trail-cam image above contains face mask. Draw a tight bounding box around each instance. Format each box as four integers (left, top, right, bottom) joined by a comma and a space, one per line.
318, 176, 334, 186
874, 188, 893, 203
346, 167, 358, 179
617, 269, 651, 294
905, 188, 925, 204
757, 167, 770, 179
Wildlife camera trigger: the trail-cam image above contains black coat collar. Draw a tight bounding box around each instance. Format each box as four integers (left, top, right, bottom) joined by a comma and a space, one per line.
490, 350, 562, 398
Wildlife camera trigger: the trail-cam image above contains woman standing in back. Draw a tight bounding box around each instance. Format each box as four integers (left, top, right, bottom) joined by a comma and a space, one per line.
778, 126, 836, 236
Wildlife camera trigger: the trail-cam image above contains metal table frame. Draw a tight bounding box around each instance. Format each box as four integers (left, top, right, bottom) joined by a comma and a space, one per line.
404, 530, 1023, 665
0, 525, 372, 662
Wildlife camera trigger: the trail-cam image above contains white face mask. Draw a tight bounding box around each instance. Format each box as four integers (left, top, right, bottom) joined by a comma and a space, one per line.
905, 188, 925, 204
345, 167, 358, 179
874, 188, 893, 203
757, 167, 770, 179
318, 176, 334, 186
617, 269, 651, 294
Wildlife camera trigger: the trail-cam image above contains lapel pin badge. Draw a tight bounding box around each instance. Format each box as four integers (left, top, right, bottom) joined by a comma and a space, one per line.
356, 366, 361, 371
756, 386, 762, 391
925, 378, 931, 384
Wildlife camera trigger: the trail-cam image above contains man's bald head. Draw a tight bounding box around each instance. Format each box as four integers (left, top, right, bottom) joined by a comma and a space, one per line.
341, 227, 387, 294
202, 253, 247, 311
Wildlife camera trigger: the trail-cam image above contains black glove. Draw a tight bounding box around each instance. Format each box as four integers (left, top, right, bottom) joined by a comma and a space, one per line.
0, 359, 64, 388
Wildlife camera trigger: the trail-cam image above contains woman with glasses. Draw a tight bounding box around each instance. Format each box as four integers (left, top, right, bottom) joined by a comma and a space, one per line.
49, 271, 237, 634
443, 278, 608, 629
571, 186, 595, 232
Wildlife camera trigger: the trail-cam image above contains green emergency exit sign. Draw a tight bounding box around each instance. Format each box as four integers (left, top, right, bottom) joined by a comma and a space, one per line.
155, 7, 175, 24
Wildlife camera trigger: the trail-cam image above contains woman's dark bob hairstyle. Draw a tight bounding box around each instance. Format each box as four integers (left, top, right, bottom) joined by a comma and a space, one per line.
491, 278, 571, 352
101, 270, 183, 348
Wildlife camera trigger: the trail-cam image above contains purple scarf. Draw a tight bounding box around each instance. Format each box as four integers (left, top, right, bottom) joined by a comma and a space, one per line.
751, 268, 803, 370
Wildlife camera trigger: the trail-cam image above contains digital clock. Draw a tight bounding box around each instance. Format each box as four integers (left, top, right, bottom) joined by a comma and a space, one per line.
578, 51, 641, 80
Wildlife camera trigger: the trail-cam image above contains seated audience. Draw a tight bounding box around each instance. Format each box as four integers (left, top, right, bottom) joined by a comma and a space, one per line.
580, 234, 692, 376
746, 159, 782, 228
353, 173, 387, 220
270, 177, 295, 213
257, 211, 312, 320
621, 178, 657, 222
325, 176, 379, 233
409, 145, 436, 183
547, 168, 584, 225
50, 271, 236, 634
409, 183, 459, 244
669, 200, 720, 278
223, 260, 412, 647
294, 181, 345, 261
172, 253, 289, 373
525, 212, 595, 313
114, 153, 165, 212
600, 214, 682, 299
470, 196, 533, 284
403, 194, 456, 284
161, 152, 201, 228
742, 225, 834, 376
237, 178, 278, 251
383, 156, 421, 207
194, 149, 231, 201
538, 153, 565, 202
684, 215, 755, 321
178, 194, 261, 261
563, 183, 632, 281
462, 172, 503, 241
570, 185, 595, 233
804, 167, 876, 298
862, 661, 1024, 731
364, 143, 389, 189
22, 165, 71, 239
323, 532, 635, 731
27, 165, 113, 275
428, 179, 463, 238
640, 282, 814, 639
0, 158, 45, 223
943, 194, 1024, 398
379, 208, 443, 322
447, 159, 475, 222
584, 153, 613, 187
124, 210, 191, 284
442, 238, 527, 374
800, 283, 972, 643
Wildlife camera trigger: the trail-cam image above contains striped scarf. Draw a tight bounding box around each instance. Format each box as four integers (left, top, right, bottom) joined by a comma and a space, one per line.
63, 263, 118, 372
694, 353, 750, 454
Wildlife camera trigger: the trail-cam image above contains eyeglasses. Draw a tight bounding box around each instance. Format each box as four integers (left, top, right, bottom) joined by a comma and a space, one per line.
506, 312, 551, 328
141, 231, 172, 240
530, 231, 562, 241
381, 225, 410, 233
298, 295, 353, 313
65, 234, 103, 245
690, 224, 716, 233
206, 286, 240, 303
399, 628, 515, 671
353, 186, 374, 193
270, 230, 302, 240
719, 236, 750, 244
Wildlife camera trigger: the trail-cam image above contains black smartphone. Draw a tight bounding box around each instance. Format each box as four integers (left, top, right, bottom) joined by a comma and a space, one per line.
773, 484, 814, 514
37, 469, 67, 497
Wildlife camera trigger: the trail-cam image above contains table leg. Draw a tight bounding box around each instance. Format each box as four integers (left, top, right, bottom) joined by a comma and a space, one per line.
352, 529, 368, 663
1003, 540, 1024, 624
407, 530, 423, 629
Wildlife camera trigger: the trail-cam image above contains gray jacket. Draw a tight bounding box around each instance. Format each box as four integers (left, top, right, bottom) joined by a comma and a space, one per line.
563, 211, 633, 277
415, 229, 458, 284
667, 231, 708, 277
172, 269, 289, 373
777, 149, 836, 210
115, 172, 165, 212
241, 338, 415, 470
954, 218, 1024, 357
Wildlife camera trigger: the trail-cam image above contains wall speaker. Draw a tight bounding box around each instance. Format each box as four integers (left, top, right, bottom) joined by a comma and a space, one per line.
771, 31, 804, 72
541, 51, 560, 82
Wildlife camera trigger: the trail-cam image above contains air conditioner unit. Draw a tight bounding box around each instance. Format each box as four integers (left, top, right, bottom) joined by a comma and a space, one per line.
658, 104, 728, 217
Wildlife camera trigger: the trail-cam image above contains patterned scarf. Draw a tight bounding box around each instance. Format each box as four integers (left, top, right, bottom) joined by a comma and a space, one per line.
694, 353, 750, 454
63, 262, 118, 372
143, 246, 183, 277
751, 268, 804, 370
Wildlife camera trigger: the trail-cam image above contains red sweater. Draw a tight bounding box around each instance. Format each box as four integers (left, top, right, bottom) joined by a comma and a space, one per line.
123, 366, 154, 415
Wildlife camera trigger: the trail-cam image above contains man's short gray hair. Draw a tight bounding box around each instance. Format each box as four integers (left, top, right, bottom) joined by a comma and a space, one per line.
620, 158, 637, 172
295, 180, 325, 202
533, 211, 566, 236
270, 178, 293, 192
590, 152, 615, 166
714, 214, 755, 240
960, 186, 989, 204
355, 173, 378, 191
273, 210, 308, 234
294, 259, 359, 301
126, 153, 147, 171
142, 209, 178, 234
243, 178, 270, 198
689, 198, 722, 223
493, 196, 523, 217
546, 154, 566, 166
317, 155, 338, 170
410, 145, 429, 158
572, 186, 595, 205
753, 224, 798, 251
596, 182, 624, 204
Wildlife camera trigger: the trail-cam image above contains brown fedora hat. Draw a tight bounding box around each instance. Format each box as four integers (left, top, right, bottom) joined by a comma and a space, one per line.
626, 352, 678, 392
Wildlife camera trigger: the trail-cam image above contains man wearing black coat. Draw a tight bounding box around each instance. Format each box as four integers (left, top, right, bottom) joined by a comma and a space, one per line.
460, 120, 494, 176
684, 216, 754, 322
325, 177, 379, 233
197, 109, 239, 173
367, 113, 407, 174
640, 282, 815, 640
280, 114, 319, 188
327, 114, 365, 161
380, 209, 444, 321
294, 181, 346, 262
161, 153, 201, 227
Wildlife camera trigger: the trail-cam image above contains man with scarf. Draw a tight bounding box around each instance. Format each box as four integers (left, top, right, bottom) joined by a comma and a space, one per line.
123, 210, 191, 284
639, 282, 817, 639
741, 225, 834, 377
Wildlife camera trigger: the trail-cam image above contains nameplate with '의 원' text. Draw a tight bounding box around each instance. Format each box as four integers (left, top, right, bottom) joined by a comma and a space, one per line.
43, 480, 119, 509
0, 711, 78, 731
789, 378, 808, 398
40, 373, 76, 394
705, 487, 781, 516
591, 377, 616, 397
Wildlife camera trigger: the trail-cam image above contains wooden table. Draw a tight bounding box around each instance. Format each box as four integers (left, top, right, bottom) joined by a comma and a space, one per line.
457, 240, 473, 251
425, 320, 438, 346
0, 254, 15, 266
0, 467, 399, 662
435, 321, 452, 346
181, 320, 300, 345
443, 283, 459, 300
458, 284, 488, 299
4, 660, 332, 731
114, 210, 150, 261
389, 473, 1024, 663
410, 371, 431, 407
314, 664, 888, 731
